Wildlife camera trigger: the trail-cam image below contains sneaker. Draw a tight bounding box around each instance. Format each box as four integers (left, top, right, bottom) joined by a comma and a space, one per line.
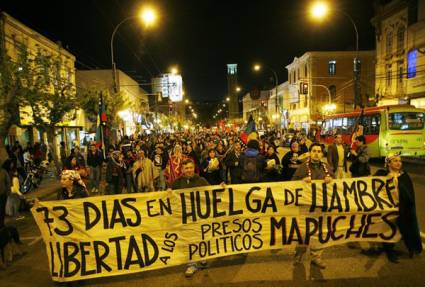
185, 265, 198, 277
311, 258, 327, 269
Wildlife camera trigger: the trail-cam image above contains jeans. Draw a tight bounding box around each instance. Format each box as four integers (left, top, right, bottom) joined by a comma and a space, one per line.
89, 165, 101, 190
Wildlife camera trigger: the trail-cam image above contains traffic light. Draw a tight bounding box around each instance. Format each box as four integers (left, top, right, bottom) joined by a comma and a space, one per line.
300, 82, 308, 94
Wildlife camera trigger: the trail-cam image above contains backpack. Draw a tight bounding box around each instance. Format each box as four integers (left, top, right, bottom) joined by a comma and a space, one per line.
241, 156, 260, 182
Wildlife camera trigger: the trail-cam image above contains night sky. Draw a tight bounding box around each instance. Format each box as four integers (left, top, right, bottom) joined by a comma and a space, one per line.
0, 0, 376, 102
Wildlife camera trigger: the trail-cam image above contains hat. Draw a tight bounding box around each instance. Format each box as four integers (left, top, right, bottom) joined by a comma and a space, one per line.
385, 152, 401, 167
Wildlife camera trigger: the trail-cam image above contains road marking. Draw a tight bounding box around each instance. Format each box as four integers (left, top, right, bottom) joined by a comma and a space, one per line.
28, 236, 42, 246
21, 236, 40, 240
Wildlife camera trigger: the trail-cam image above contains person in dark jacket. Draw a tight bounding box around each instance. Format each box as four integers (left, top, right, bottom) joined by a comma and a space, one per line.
86, 144, 104, 193
171, 159, 209, 277
349, 135, 370, 177
225, 142, 243, 184
281, 142, 307, 181
201, 149, 223, 185
239, 140, 265, 183
263, 145, 280, 182
374, 153, 422, 263
106, 151, 125, 195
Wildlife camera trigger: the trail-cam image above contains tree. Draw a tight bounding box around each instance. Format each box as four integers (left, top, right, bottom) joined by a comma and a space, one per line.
0, 35, 29, 161
78, 87, 128, 146
17, 47, 79, 176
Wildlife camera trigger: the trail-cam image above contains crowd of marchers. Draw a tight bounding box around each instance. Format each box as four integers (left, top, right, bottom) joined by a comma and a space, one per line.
0, 128, 422, 275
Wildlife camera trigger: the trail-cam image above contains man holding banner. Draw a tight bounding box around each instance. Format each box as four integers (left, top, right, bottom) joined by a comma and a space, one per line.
171, 158, 209, 277
292, 143, 334, 269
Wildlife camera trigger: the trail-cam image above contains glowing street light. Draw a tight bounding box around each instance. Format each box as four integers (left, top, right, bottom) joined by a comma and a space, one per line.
171, 66, 179, 75
309, 1, 329, 20
253, 64, 261, 71
185, 99, 189, 104
236, 87, 241, 92
226, 97, 230, 102
139, 7, 157, 27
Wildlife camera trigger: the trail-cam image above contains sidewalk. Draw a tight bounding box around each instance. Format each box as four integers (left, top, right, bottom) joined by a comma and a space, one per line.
24, 176, 61, 201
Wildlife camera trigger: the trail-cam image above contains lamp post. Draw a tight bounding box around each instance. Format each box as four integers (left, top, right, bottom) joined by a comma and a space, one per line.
110, 7, 157, 94
309, 1, 361, 108
253, 64, 279, 130
312, 84, 336, 115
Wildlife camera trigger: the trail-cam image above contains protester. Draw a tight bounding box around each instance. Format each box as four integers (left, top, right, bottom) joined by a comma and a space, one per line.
327, 133, 348, 179
201, 149, 223, 185
152, 145, 167, 191
225, 142, 243, 184
171, 159, 209, 277
240, 139, 265, 183
106, 151, 125, 195
60, 169, 89, 199
349, 135, 370, 177
133, 150, 155, 192
292, 143, 334, 269
281, 142, 305, 181
263, 145, 280, 182
374, 153, 422, 262
86, 143, 103, 193
165, 145, 187, 187
5, 171, 25, 220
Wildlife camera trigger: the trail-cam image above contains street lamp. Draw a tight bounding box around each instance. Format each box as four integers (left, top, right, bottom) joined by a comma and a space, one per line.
171, 66, 179, 75
111, 6, 158, 93
253, 63, 280, 129
308, 1, 361, 107
236, 87, 241, 92
226, 97, 230, 102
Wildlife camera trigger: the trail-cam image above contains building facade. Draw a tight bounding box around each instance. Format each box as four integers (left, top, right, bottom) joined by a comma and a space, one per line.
372, 0, 425, 108
285, 51, 376, 131
76, 69, 149, 137
1, 12, 80, 153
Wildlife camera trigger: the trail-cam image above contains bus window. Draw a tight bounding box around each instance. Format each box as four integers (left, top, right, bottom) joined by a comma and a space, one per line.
347, 117, 356, 133
388, 112, 424, 130
363, 114, 381, 135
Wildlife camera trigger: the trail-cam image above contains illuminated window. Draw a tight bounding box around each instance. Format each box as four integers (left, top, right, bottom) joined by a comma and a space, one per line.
328, 60, 336, 76
407, 49, 417, 78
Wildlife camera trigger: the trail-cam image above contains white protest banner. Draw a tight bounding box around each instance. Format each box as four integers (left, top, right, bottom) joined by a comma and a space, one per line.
31, 177, 400, 282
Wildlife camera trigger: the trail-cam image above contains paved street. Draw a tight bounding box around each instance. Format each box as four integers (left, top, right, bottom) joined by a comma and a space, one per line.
0, 161, 424, 287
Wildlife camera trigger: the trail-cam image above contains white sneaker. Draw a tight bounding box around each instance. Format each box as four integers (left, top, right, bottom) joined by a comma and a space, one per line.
185, 265, 198, 277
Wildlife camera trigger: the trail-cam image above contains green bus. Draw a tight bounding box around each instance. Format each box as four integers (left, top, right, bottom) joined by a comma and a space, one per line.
319, 105, 425, 158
